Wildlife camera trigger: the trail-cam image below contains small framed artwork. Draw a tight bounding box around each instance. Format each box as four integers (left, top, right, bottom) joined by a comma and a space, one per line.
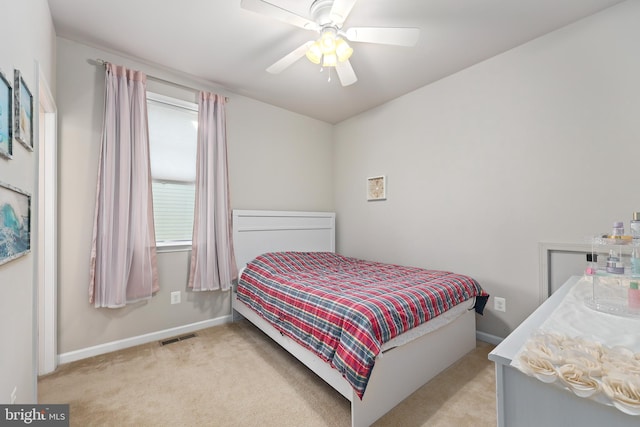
14, 69, 33, 151
367, 175, 386, 201
0, 71, 11, 159
0, 181, 31, 266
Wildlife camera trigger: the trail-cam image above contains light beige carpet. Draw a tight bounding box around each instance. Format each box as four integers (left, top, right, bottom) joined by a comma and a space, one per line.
39, 320, 496, 426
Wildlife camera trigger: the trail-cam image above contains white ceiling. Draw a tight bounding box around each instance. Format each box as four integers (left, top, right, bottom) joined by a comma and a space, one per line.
47, 0, 625, 124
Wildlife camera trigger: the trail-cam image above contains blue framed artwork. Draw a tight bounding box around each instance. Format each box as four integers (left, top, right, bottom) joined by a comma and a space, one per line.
14, 69, 33, 151
0, 71, 11, 159
0, 181, 31, 266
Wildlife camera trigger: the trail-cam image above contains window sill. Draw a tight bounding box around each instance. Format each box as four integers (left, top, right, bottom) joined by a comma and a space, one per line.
156, 241, 192, 253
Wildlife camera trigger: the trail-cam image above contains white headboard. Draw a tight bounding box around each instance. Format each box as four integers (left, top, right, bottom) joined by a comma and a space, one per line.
232, 210, 336, 270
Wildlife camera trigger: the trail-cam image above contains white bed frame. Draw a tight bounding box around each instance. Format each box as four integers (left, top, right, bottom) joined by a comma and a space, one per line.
231, 210, 477, 427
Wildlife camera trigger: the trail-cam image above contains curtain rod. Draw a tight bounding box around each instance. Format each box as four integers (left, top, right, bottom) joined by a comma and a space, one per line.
94, 59, 229, 102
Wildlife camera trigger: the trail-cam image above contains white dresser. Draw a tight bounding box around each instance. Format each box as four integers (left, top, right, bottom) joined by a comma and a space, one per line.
489, 275, 639, 427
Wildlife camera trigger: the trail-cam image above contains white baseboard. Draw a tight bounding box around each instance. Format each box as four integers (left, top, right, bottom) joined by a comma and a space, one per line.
476, 330, 503, 346
57, 315, 232, 365
57, 317, 502, 365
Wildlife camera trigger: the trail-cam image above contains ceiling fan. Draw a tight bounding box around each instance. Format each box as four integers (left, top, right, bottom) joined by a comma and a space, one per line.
241, 0, 420, 86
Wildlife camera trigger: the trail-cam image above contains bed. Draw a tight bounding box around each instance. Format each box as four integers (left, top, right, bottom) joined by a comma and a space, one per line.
231, 210, 488, 426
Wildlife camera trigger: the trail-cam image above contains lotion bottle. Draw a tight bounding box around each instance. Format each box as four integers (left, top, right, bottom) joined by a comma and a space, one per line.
632, 246, 640, 277
606, 249, 624, 274
629, 282, 640, 311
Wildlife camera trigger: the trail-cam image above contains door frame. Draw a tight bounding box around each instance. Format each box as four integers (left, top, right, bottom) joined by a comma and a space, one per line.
37, 64, 57, 376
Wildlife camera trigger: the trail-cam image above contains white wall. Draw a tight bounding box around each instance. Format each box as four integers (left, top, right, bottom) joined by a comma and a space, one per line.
39, 0, 640, 369
56, 38, 333, 354
334, 1, 640, 339
0, 0, 55, 404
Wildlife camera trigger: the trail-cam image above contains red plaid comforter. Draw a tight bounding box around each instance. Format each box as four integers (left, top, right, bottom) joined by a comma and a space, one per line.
237, 252, 487, 398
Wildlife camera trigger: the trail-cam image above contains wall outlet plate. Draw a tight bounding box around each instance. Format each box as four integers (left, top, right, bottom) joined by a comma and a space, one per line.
494, 297, 506, 312
170, 291, 181, 305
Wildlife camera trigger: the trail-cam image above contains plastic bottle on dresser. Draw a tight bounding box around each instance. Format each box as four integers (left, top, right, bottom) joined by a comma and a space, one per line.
629, 282, 640, 311
631, 212, 640, 243
632, 246, 640, 277
606, 249, 625, 274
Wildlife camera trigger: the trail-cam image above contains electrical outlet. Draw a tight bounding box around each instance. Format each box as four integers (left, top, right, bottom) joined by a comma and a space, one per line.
170, 291, 181, 305
11, 386, 17, 404
494, 297, 506, 312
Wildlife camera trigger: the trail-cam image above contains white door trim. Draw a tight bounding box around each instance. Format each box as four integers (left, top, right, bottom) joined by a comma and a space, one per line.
37, 64, 57, 376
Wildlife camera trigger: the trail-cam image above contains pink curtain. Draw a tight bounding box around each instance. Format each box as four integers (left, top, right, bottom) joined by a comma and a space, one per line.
89, 63, 159, 308
188, 92, 237, 291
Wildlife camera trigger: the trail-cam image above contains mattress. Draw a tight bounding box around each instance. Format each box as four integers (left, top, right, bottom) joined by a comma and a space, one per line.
237, 251, 488, 397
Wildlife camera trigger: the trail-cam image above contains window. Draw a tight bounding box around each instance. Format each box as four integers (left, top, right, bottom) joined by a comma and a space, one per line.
147, 92, 198, 245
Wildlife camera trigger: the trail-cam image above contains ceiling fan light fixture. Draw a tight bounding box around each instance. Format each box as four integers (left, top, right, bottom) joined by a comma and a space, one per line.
319, 27, 337, 54
335, 38, 353, 62
322, 53, 337, 67
305, 41, 323, 64
306, 26, 349, 68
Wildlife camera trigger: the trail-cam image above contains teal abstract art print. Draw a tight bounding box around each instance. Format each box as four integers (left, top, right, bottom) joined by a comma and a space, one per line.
0, 71, 11, 159
0, 182, 31, 266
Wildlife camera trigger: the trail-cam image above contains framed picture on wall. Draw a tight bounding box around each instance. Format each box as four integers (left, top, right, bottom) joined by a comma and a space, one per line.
0, 71, 11, 159
0, 181, 31, 266
14, 69, 33, 151
367, 175, 386, 201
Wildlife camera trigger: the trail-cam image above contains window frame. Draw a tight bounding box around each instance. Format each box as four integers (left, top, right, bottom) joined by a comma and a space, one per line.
146, 91, 198, 251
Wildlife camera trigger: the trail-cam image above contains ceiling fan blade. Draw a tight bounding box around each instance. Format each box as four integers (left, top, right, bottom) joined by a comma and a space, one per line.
335, 60, 357, 87
330, 0, 358, 26
266, 41, 314, 74
345, 27, 420, 46
241, 0, 319, 31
